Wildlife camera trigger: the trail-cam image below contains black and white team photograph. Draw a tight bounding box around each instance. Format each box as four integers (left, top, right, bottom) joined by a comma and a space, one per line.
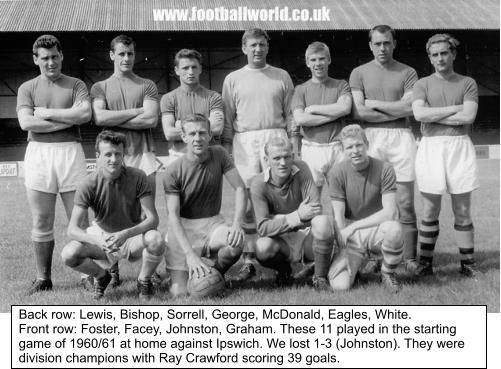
0, 0, 499, 368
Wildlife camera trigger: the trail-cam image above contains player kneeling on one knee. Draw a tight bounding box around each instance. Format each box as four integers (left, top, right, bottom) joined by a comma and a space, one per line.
250, 137, 333, 290
326, 124, 403, 292
162, 114, 247, 298
61, 130, 165, 300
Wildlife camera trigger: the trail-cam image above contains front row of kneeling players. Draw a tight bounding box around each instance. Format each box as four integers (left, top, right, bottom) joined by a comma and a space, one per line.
61, 118, 403, 300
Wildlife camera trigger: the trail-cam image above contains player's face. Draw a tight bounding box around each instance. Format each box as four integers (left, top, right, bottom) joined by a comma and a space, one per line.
428, 42, 456, 75
33, 47, 63, 80
96, 141, 124, 178
182, 121, 211, 156
242, 36, 269, 68
266, 146, 294, 182
369, 31, 396, 65
343, 136, 369, 169
110, 43, 135, 74
306, 51, 330, 80
175, 58, 201, 86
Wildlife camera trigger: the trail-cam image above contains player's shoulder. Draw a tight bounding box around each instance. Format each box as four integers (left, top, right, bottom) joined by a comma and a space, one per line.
194, 85, 221, 99
331, 158, 351, 173
206, 86, 222, 98
351, 60, 373, 74
293, 159, 311, 173
453, 73, 476, 85
209, 145, 229, 158
267, 64, 292, 78
125, 166, 147, 178
224, 66, 247, 81
249, 171, 266, 192
59, 73, 85, 85
77, 170, 99, 191
294, 79, 310, 89
392, 60, 416, 72
326, 76, 350, 89
163, 155, 184, 177
129, 73, 154, 85
90, 76, 111, 90
415, 73, 434, 85
18, 75, 40, 91
371, 156, 395, 174
162, 86, 181, 99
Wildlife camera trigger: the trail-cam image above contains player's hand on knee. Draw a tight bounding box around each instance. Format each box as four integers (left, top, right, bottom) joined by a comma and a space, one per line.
227, 225, 244, 248
340, 226, 355, 248
92, 234, 112, 252
298, 196, 322, 222
105, 230, 128, 252
186, 253, 211, 279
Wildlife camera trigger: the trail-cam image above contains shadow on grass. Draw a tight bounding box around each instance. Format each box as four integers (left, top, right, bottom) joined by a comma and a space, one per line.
352, 249, 499, 290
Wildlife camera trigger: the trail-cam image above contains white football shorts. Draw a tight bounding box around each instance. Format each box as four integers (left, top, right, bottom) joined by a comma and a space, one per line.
365, 128, 417, 182
415, 135, 479, 195
24, 141, 87, 194
301, 139, 344, 187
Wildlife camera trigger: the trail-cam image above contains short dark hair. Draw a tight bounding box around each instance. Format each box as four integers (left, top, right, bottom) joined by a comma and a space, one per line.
32, 35, 62, 56
426, 33, 460, 54
95, 130, 127, 153
369, 25, 396, 42
242, 28, 270, 46
174, 49, 202, 67
110, 35, 136, 52
180, 113, 210, 133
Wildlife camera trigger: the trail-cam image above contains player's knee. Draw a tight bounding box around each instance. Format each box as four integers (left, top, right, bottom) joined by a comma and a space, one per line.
452, 203, 471, 225
311, 215, 333, 240
255, 237, 279, 259
31, 214, 55, 235
61, 241, 84, 267
144, 230, 165, 256
398, 199, 416, 224
421, 197, 441, 221
228, 243, 244, 258
382, 221, 403, 249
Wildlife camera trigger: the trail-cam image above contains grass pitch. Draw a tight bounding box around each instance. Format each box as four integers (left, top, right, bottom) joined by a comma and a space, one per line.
0, 160, 499, 312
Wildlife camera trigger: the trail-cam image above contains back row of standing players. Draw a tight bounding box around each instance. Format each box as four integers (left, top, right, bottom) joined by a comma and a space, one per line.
18, 25, 479, 299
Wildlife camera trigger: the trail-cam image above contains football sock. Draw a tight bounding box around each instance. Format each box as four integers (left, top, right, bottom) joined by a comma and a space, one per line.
242, 203, 257, 261
312, 238, 333, 278
139, 248, 163, 281
401, 221, 418, 261
242, 232, 257, 262
71, 258, 105, 278
33, 240, 54, 280
214, 245, 242, 274
257, 250, 291, 273
454, 223, 475, 263
419, 220, 439, 265
381, 238, 403, 274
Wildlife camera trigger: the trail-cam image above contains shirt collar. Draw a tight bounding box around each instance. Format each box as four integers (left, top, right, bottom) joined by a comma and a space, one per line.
180, 84, 202, 94
263, 164, 300, 183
